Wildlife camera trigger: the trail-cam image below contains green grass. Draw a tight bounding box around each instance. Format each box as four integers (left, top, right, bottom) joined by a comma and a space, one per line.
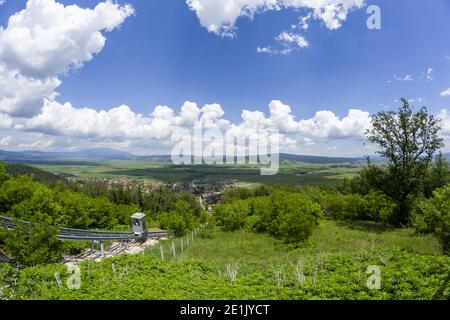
3, 221, 448, 300
304, 220, 441, 255
147, 220, 442, 274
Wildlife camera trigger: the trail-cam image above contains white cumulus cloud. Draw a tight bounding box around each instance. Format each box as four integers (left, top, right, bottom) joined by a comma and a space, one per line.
0, 136, 11, 146
16, 98, 373, 150
0, 0, 134, 78
0, 0, 134, 117
297, 108, 371, 139
0, 113, 13, 129
187, 0, 364, 37
441, 88, 450, 97
438, 109, 450, 136
0, 65, 61, 117
276, 31, 309, 53
22, 100, 232, 142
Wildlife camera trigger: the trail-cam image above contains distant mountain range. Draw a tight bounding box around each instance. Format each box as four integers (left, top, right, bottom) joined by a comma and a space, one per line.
0, 148, 448, 164
0, 148, 136, 160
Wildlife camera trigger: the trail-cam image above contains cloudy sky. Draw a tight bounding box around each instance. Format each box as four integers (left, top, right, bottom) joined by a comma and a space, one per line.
0, 0, 449, 156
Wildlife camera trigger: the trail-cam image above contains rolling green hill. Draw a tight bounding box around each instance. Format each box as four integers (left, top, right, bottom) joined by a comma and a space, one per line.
2, 162, 66, 185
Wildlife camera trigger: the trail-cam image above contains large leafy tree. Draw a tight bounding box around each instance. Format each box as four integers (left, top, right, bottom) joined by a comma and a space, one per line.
366, 98, 444, 226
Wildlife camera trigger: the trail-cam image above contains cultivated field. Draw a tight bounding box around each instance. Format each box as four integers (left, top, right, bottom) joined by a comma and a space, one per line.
29, 159, 364, 185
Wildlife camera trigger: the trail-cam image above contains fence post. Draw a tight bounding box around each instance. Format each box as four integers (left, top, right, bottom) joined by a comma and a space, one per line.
54, 273, 62, 287
100, 241, 105, 258
160, 246, 164, 260
172, 241, 176, 257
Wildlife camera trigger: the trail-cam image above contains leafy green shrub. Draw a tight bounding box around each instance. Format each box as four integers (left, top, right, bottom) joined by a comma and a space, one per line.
214, 191, 322, 244
315, 190, 396, 223
159, 212, 187, 237
364, 191, 397, 223
157, 201, 203, 236
414, 184, 450, 253
0, 164, 11, 186
249, 196, 275, 233
2, 222, 64, 266
244, 215, 261, 232
213, 200, 250, 231
270, 192, 322, 243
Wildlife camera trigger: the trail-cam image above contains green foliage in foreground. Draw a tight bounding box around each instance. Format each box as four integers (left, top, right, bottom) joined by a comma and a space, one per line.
0, 164, 140, 265
213, 191, 322, 244
0, 164, 206, 265
0, 248, 448, 300
1, 221, 446, 300
415, 184, 450, 253
0, 223, 63, 267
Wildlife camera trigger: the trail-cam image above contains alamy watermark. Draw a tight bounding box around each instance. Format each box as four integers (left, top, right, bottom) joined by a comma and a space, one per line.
367, 5, 382, 30
366, 265, 381, 290
170, 121, 280, 175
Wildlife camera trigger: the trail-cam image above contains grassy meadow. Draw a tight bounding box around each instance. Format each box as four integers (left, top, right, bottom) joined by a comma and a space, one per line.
3, 220, 448, 300
28, 159, 363, 185
148, 220, 442, 272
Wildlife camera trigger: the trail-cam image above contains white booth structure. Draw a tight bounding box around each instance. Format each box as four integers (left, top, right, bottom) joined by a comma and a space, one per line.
131, 212, 148, 237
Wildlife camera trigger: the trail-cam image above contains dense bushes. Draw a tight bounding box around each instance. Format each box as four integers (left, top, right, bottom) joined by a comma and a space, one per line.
0, 173, 138, 230
158, 201, 207, 236
0, 164, 206, 265
0, 223, 63, 266
0, 165, 140, 265
214, 200, 250, 231
72, 180, 204, 217
334, 154, 449, 226
220, 185, 273, 203
71, 179, 208, 236
214, 191, 322, 244
414, 184, 450, 253
315, 190, 397, 223
215, 185, 402, 245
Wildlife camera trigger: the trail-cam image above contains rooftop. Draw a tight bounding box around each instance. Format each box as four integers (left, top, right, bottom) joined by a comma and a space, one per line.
131, 212, 146, 219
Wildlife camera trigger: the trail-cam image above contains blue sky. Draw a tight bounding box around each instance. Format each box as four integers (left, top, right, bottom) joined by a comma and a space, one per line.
0, 0, 449, 156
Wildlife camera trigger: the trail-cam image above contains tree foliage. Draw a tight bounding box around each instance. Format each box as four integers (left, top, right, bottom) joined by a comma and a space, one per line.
214, 190, 322, 244
316, 190, 396, 223
0, 222, 64, 266
158, 201, 206, 236
414, 184, 450, 253
365, 99, 444, 226
0, 164, 205, 265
